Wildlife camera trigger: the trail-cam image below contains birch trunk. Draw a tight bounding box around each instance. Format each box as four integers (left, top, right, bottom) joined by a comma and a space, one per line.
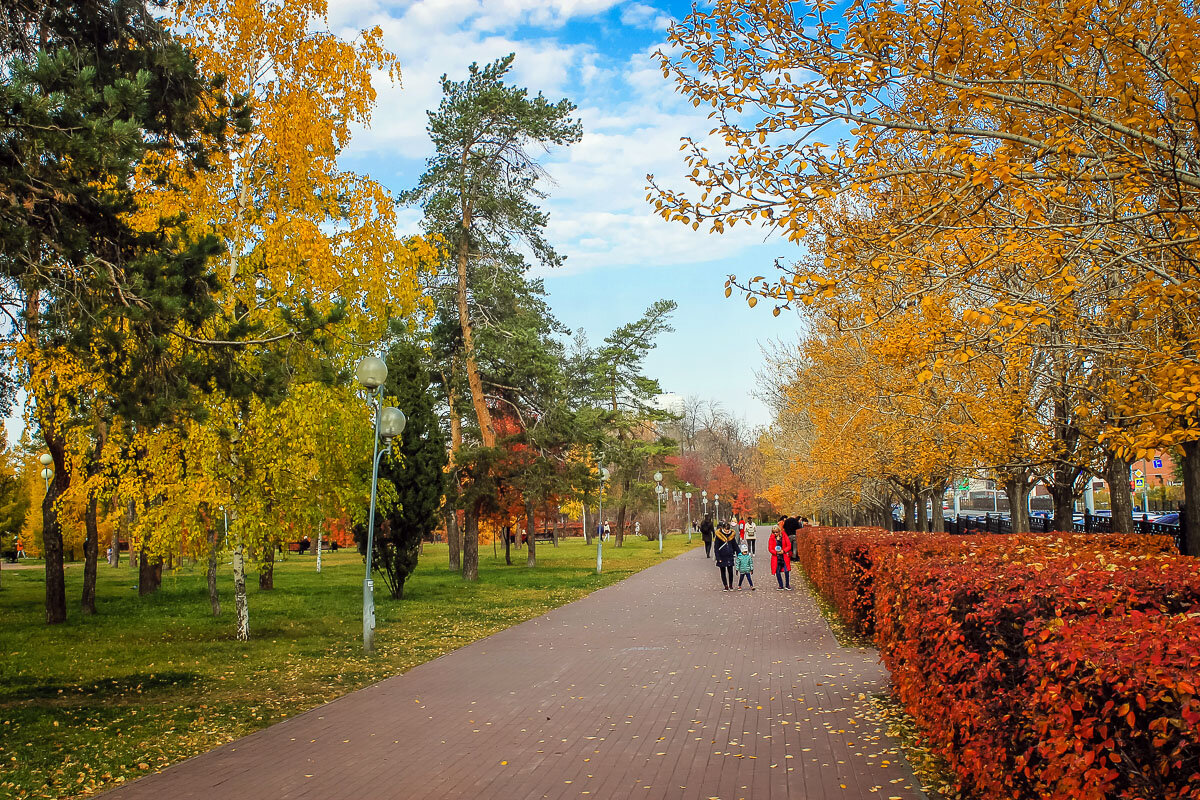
233, 538, 249, 641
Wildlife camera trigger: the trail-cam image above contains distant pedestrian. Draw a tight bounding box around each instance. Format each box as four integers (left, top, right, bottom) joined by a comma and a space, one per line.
735, 542, 755, 590
744, 519, 757, 553
700, 514, 714, 558
714, 522, 738, 590
634, 521, 641, 538
603, 520, 612, 541
769, 519, 792, 590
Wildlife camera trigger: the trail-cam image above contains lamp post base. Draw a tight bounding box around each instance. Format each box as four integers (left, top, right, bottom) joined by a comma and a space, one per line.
363, 578, 376, 653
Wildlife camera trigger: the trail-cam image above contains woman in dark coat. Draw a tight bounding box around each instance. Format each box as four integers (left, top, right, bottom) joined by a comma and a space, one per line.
713, 522, 738, 590
700, 514, 714, 558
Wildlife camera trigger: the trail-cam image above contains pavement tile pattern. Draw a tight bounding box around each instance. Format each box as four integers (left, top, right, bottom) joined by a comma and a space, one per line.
106, 546, 924, 800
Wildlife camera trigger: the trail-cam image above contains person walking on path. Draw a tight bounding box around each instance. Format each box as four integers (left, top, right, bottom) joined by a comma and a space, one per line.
700, 514, 714, 558
744, 519, 757, 553
769, 519, 792, 590
734, 542, 755, 590
783, 515, 801, 561
714, 522, 738, 590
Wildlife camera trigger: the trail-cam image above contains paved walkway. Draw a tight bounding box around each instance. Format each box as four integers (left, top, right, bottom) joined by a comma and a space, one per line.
107, 549, 923, 800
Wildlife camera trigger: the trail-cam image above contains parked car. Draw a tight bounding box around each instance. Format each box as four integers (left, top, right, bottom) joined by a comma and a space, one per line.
1152, 512, 1180, 525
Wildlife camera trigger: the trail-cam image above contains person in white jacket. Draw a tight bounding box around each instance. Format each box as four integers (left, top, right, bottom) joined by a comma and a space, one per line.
744, 519, 757, 553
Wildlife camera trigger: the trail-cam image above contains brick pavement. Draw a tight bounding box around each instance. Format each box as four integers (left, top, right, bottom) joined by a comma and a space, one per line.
105, 548, 924, 800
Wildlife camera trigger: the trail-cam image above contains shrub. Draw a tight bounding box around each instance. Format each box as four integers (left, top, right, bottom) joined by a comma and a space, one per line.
794, 526, 1200, 800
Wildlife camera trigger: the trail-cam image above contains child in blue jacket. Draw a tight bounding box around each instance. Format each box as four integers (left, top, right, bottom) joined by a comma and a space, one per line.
735, 542, 755, 590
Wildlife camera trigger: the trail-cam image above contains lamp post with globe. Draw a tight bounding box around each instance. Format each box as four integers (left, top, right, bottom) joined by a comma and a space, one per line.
356, 356, 407, 654
654, 472, 664, 552
39, 453, 53, 490
702, 489, 708, 520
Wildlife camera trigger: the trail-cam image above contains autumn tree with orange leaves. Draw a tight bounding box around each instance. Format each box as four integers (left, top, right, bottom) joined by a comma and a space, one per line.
652, 0, 1200, 549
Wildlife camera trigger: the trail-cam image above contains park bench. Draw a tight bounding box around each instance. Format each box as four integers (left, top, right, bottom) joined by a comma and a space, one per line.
288, 540, 339, 554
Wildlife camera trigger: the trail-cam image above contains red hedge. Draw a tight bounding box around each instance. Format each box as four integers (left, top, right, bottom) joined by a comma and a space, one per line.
795, 527, 1200, 800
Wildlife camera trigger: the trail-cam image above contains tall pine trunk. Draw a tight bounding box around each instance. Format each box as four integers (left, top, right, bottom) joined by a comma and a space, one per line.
81, 495, 99, 615
455, 229, 496, 449
1105, 452, 1134, 534
462, 506, 479, 581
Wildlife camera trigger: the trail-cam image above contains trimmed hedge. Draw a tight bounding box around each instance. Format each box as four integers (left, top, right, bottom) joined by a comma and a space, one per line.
796, 527, 1200, 800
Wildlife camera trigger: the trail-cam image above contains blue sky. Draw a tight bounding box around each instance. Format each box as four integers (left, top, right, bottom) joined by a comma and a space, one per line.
330, 0, 807, 428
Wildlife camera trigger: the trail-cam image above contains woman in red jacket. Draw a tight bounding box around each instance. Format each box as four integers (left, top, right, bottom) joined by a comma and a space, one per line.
767, 518, 792, 590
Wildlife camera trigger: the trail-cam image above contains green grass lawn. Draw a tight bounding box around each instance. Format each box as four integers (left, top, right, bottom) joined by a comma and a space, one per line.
0, 534, 699, 799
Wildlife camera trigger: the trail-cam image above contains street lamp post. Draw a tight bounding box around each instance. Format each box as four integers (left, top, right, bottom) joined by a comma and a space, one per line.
654, 471, 664, 553
39, 453, 53, 490
685, 492, 692, 541
702, 489, 708, 520
596, 465, 610, 574
356, 356, 406, 654
715, 494, 720, 524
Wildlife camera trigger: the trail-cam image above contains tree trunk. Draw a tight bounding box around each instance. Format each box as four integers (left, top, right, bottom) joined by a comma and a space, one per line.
81, 494, 99, 615
446, 507, 461, 571
1105, 452, 1134, 534
901, 495, 915, 531
138, 545, 162, 596
259, 546, 274, 590
1004, 475, 1031, 534
929, 487, 945, 533
40, 440, 69, 624
462, 506, 479, 581
914, 488, 928, 532
233, 539, 249, 641
455, 232, 496, 448
207, 542, 220, 616
1049, 475, 1076, 533
526, 501, 537, 568
315, 524, 323, 574
503, 523, 512, 565
108, 518, 120, 568
615, 477, 630, 547
582, 502, 590, 545
1180, 440, 1200, 556
552, 508, 560, 547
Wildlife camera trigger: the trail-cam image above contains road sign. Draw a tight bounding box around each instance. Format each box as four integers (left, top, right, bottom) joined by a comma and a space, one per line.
1135, 478, 1145, 489
1153, 457, 1163, 468
956, 480, 969, 491
1134, 468, 1144, 478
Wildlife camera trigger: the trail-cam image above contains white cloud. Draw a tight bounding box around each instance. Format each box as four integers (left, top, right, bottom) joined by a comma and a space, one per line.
334, 0, 781, 279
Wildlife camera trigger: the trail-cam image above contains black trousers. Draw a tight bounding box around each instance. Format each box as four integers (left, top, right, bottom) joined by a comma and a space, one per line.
719, 562, 734, 588
746, 539, 755, 553
704, 540, 712, 557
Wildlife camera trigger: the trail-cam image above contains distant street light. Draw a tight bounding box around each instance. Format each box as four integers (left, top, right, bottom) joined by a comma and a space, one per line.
715, 494, 720, 524
685, 492, 693, 541
702, 489, 708, 519
655, 481, 664, 553
357, 355, 407, 654
597, 465, 610, 574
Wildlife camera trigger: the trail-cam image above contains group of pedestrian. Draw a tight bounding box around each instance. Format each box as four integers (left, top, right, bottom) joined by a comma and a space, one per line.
700, 513, 808, 591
